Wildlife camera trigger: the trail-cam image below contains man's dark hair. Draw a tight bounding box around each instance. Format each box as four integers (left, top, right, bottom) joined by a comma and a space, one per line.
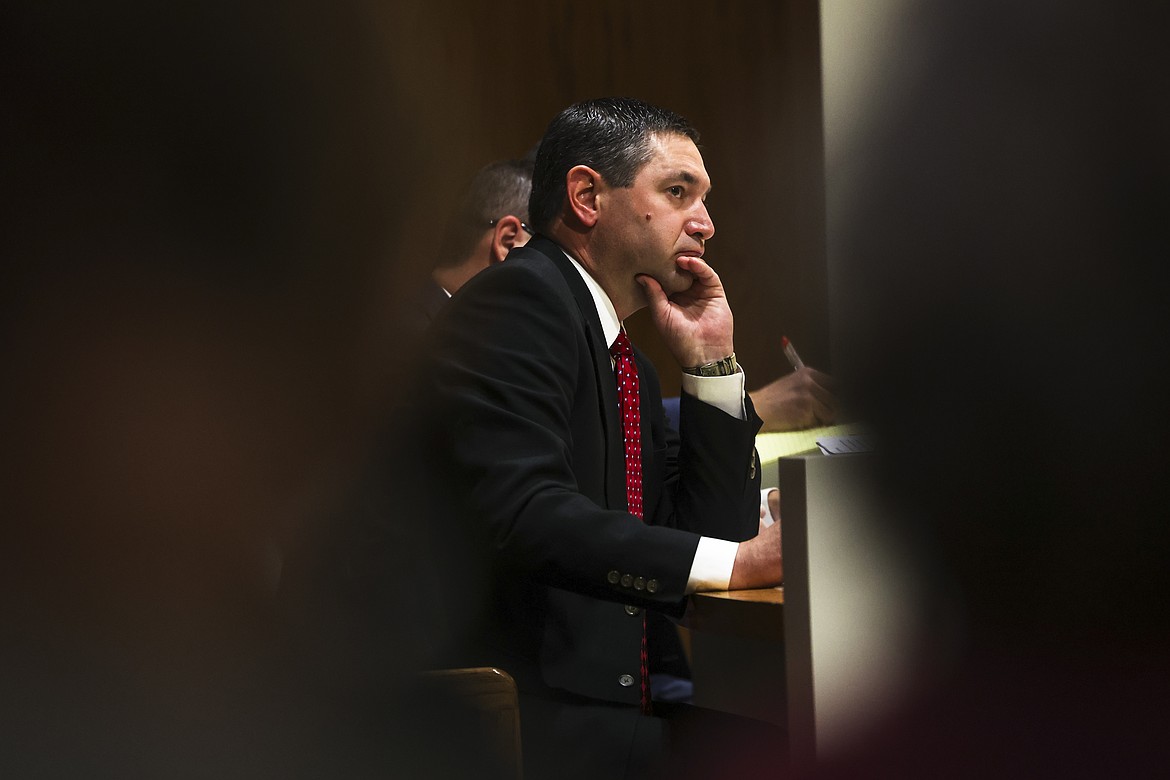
435, 158, 534, 269
527, 97, 700, 234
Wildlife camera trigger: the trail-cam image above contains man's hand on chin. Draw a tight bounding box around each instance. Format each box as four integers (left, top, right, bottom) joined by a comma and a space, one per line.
636, 256, 735, 369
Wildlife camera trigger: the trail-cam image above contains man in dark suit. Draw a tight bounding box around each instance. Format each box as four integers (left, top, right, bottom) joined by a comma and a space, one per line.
420, 98, 783, 779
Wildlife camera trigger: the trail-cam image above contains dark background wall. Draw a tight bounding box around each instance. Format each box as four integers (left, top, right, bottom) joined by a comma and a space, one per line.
392, 0, 829, 394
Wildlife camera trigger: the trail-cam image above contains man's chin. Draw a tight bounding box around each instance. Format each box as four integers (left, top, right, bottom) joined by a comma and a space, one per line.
664, 270, 695, 296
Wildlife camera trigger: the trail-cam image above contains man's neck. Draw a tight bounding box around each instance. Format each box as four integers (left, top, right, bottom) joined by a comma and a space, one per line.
550, 243, 622, 349
546, 228, 642, 321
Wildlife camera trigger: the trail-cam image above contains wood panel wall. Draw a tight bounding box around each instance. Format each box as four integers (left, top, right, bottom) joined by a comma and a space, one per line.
390, 0, 828, 393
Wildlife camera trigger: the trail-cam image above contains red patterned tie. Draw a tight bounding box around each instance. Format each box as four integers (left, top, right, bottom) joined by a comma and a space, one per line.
611, 331, 651, 715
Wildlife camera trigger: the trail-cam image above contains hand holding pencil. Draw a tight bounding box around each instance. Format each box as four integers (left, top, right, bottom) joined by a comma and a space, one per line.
747, 336, 837, 432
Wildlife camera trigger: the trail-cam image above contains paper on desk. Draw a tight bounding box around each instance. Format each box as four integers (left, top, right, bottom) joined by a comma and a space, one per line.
816, 433, 875, 455
755, 423, 868, 464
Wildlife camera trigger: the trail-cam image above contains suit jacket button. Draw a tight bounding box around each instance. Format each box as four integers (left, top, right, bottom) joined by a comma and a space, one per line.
618, 674, 635, 687
620, 574, 633, 588
607, 570, 620, 584
624, 604, 642, 616
633, 577, 645, 591
646, 579, 659, 594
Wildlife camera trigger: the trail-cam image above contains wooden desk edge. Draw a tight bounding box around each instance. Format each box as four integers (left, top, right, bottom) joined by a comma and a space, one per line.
684, 587, 784, 642
692, 587, 783, 605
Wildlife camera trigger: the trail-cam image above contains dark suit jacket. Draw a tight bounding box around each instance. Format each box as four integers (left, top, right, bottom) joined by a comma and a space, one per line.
421, 235, 762, 707
407, 276, 450, 337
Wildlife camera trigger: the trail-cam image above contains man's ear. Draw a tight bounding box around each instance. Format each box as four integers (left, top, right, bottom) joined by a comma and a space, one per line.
489, 215, 528, 264
565, 165, 601, 228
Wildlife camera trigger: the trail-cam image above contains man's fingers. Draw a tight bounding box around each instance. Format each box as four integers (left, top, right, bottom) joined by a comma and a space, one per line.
636, 274, 669, 312
808, 381, 838, 418
805, 366, 838, 391
675, 255, 719, 287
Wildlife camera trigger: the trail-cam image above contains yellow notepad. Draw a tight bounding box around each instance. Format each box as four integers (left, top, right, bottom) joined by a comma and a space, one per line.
755, 423, 869, 465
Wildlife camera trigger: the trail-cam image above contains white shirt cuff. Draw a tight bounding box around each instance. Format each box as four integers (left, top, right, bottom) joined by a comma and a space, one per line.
686, 536, 739, 594
679, 370, 747, 421
760, 487, 778, 528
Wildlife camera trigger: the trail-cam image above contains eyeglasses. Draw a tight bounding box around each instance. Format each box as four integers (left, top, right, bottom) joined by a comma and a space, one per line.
489, 219, 534, 236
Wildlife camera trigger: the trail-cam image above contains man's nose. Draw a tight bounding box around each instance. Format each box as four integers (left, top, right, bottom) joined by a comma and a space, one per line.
688, 201, 714, 242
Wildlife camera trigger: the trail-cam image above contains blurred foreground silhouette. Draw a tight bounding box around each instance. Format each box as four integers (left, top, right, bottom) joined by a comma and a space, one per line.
817, 2, 1170, 777
1, 1, 491, 776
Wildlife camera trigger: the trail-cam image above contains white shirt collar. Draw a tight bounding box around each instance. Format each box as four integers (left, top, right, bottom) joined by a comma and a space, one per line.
560, 248, 622, 348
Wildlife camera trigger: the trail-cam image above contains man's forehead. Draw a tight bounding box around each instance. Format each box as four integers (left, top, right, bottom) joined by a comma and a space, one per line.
642, 132, 710, 184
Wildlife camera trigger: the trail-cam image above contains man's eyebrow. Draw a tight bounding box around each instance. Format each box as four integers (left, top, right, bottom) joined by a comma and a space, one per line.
667, 171, 713, 194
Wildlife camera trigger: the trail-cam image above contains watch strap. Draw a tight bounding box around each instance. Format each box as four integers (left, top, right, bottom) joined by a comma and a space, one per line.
682, 353, 739, 377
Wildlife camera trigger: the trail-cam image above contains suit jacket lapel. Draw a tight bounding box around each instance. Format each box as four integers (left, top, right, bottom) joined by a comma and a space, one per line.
528, 237, 627, 512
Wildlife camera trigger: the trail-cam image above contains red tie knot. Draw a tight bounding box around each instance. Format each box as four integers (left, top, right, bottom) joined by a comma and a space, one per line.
610, 331, 634, 360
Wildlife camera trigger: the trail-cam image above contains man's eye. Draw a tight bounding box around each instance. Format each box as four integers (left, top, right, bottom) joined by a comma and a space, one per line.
667, 186, 684, 198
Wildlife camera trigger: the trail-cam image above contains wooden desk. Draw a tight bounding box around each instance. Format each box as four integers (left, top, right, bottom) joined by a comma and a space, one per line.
683, 587, 785, 727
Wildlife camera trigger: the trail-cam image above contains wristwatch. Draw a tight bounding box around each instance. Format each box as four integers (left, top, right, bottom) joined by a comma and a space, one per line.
683, 353, 740, 377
